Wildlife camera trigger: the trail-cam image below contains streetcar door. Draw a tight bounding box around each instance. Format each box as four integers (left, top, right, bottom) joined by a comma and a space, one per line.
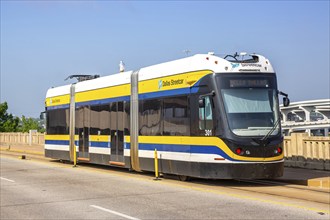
190, 86, 215, 136
77, 106, 90, 160
110, 102, 124, 165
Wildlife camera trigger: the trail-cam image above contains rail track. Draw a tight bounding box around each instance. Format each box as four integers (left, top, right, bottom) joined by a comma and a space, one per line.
1, 151, 329, 206
190, 178, 329, 205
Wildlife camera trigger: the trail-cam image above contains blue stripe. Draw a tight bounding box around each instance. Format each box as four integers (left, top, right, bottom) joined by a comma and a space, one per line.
139, 143, 190, 153
46, 140, 110, 148
190, 86, 200, 93
45, 140, 69, 145
139, 88, 191, 100
46, 104, 70, 111
46, 140, 235, 161
139, 86, 200, 100
192, 80, 202, 87
90, 141, 110, 148
125, 143, 235, 161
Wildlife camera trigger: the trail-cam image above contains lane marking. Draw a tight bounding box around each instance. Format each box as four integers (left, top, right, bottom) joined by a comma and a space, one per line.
0, 177, 15, 182
2, 155, 327, 214
0, 147, 44, 155
83, 163, 330, 214
90, 205, 140, 220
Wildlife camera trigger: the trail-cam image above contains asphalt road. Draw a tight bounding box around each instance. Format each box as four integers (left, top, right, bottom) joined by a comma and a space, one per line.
1, 155, 329, 220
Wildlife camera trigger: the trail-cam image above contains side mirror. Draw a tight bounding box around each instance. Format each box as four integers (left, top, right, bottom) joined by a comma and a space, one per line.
40, 112, 46, 120
283, 97, 290, 107
199, 99, 205, 108
278, 91, 290, 107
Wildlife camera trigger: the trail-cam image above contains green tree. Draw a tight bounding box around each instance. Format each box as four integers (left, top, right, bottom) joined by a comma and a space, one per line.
19, 116, 44, 133
19, 115, 39, 132
0, 102, 20, 132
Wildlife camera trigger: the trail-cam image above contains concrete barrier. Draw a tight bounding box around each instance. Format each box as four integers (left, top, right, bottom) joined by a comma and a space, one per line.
1, 132, 329, 170
0, 132, 44, 146
284, 133, 330, 171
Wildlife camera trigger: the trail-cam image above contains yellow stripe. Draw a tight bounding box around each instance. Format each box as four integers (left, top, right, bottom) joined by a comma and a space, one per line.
45, 135, 78, 141
125, 135, 130, 143
46, 135, 282, 161
45, 135, 70, 141
46, 70, 212, 107
46, 84, 130, 107
89, 135, 110, 142
76, 84, 130, 103
138, 70, 213, 94
46, 134, 111, 142
45, 94, 70, 107
0, 147, 44, 155
160, 181, 330, 214
10, 155, 326, 214
126, 135, 283, 162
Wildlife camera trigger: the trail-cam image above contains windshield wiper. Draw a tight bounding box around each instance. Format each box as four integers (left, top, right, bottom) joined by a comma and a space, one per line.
252, 118, 280, 146
262, 118, 280, 141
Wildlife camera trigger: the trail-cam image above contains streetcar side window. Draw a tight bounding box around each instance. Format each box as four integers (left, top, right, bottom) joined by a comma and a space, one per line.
90, 105, 110, 135
46, 108, 69, 134
139, 99, 162, 136
90, 105, 100, 135
138, 96, 190, 136
100, 105, 111, 135
163, 96, 190, 136
124, 101, 130, 135
199, 96, 213, 131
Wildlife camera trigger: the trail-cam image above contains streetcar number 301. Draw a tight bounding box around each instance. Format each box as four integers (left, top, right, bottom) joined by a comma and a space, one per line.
205, 130, 212, 136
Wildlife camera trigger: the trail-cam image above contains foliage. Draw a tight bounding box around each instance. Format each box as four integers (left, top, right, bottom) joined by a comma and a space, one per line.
0, 102, 45, 133
0, 102, 20, 132
19, 116, 44, 133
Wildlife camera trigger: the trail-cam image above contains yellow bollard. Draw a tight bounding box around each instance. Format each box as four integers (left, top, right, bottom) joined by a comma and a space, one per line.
73, 146, 77, 167
18, 155, 26, 160
154, 149, 160, 180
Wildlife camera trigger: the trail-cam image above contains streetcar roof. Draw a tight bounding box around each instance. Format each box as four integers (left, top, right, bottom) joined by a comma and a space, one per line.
139, 53, 274, 81
46, 53, 275, 98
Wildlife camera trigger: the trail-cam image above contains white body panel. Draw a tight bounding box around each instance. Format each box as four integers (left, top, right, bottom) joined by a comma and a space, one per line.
46, 53, 275, 98
75, 71, 132, 93
46, 84, 71, 98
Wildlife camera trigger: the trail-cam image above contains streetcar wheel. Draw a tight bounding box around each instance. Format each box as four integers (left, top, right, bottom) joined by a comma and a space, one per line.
178, 175, 190, 181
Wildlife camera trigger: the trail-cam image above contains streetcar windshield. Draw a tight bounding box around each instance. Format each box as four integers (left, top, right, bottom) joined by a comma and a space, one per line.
218, 75, 280, 137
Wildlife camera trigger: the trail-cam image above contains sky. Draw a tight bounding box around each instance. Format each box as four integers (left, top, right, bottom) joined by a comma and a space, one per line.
1, 0, 329, 118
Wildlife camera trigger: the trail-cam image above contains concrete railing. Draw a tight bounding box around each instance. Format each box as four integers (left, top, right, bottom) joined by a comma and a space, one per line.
284, 133, 330, 170
1, 132, 329, 170
0, 132, 45, 146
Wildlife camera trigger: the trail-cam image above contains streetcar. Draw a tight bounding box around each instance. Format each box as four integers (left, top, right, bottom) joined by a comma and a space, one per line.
44, 52, 290, 179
